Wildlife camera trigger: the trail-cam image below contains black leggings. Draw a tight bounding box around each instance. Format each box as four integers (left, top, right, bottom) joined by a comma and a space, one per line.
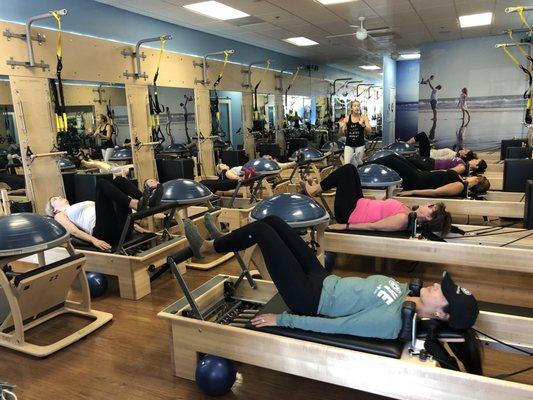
319, 164, 363, 223
213, 216, 329, 315
407, 156, 434, 171
0, 173, 25, 190
371, 154, 427, 190
200, 179, 238, 193
412, 132, 430, 157
92, 177, 142, 244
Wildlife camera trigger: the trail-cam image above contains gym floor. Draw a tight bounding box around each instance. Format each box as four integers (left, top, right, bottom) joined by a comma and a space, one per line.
1, 249, 532, 400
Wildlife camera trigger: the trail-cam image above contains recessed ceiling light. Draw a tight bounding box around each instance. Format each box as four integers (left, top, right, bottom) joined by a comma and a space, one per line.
316, 0, 358, 4
183, 1, 249, 20
283, 37, 319, 46
459, 12, 493, 28
360, 65, 381, 70
399, 53, 420, 60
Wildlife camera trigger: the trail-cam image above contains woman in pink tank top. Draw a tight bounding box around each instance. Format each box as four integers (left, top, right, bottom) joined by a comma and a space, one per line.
304, 164, 451, 235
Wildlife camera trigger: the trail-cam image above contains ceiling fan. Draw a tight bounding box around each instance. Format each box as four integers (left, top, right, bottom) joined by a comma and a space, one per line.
326, 17, 392, 44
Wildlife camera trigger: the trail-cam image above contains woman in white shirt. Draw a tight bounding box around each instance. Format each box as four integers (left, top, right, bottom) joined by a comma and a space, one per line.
45, 177, 161, 251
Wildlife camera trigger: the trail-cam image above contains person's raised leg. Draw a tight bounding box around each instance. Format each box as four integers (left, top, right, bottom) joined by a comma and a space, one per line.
319, 164, 363, 223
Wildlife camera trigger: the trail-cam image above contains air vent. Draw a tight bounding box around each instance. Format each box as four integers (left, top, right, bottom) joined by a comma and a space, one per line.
229, 16, 265, 26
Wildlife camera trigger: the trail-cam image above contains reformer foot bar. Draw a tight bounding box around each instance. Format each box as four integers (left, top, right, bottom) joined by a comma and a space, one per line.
158, 251, 533, 400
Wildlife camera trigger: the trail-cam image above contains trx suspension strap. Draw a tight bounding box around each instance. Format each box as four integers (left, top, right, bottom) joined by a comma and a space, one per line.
210, 50, 231, 136
500, 43, 533, 124
165, 105, 173, 144
517, 7, 533, 36
252, 60, 271, 131
50, 11, 67, 132
149, 36, 167, 142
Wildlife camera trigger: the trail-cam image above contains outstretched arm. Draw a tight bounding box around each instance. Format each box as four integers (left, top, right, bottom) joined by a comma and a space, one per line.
55, 212, 111, 251
397, 182, 464, 197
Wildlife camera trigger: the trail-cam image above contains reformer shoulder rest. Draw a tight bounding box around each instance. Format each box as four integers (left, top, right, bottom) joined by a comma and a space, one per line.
11, 253, 85, 287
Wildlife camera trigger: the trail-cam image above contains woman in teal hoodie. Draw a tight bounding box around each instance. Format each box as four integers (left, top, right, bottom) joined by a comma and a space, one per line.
184, 215, 481, 370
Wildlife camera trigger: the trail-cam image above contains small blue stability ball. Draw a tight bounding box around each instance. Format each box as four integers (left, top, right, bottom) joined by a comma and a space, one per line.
85, 272, 108, 298
195, 355, 237, 396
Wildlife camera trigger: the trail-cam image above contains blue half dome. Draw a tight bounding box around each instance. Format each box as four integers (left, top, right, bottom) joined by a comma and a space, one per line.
0, 213, 69, 257
367, 149, 404, 162
59, 157, 76, 171
289, 147, 324, 162
321, 141, 343, 154
250, 193, 330, 228
161, 143, 189, 154
242, 158, 281, 175
384, 142, 417, 155
109, 146, 132, 161
357, 164, 402, 188
162, 179, 213, 204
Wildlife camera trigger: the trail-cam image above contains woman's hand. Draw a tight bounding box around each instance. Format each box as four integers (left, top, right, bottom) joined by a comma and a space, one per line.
91, 238, 112, 251
396, 190, 413, 197
328, 223, 347, 230
134, 224, 152, 234
251, 314, 278, 327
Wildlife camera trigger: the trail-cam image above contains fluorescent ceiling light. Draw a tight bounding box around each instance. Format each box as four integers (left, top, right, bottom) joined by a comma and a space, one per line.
459, 12, 492, 28
183, 1, 249, 20
399, 53, 420, 60
360, 65, 381, 70
316, 0, 357, 4
283, 37, 319, 46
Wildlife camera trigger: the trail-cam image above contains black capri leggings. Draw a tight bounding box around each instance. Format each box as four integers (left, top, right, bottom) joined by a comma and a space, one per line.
371, 154, 426, 189
213, 216, 329, 315
412, 131, 430, 157
92, 177, 142, 244
319, 164, 364, 223
200, 179, 238, 193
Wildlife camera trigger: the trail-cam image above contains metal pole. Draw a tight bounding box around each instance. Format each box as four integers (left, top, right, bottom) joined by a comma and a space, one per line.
25, 9, 67, 67
134, 35, 172, 77
201, 49, 234, 85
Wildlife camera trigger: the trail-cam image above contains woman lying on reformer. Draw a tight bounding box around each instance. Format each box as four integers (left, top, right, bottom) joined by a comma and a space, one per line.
302, 163, 452, 235
45, 176, 163, 251
183, 214, 482, 374
370, 153, 490, 198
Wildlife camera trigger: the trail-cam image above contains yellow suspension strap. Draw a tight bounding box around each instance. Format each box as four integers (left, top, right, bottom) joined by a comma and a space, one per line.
50, 11, 67, 132
508, 29, 533, 63
149, 36, 167, 142
517, 7, 533, 36
500, 43, 532, 123
252, 60, 271, 124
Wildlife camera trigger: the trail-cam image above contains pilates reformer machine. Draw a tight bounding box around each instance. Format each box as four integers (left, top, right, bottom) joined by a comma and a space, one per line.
158, 249, 533, 400
0, 213, 112, 357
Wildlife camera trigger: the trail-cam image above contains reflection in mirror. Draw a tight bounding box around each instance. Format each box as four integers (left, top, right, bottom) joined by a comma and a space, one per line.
0, 75, 27, 198
210, 90, 242, 149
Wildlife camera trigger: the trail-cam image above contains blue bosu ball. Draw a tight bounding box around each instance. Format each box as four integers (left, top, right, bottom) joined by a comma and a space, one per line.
162, 179, 213, 204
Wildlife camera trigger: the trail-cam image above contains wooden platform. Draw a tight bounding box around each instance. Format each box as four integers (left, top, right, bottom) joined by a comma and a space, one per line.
2, 253, 532, 400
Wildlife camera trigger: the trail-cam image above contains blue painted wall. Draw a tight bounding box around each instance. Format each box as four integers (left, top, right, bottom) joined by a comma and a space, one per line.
382, 55, 397, 145
395, 60, 419, 140
0, 0, 359, 79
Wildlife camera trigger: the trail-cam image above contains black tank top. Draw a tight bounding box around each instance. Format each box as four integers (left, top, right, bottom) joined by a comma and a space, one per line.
345, 115, 365, 147
421, 169, 462, 189
100, 124, 114, 149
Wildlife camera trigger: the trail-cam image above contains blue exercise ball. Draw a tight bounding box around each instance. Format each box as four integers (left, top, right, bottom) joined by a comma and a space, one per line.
86, 272, 108, 298
251, 193, 330, 228
321, 141, 343, 154
0, 213, 69, 257
384, 142, 417, 156
195, 355, 236, 396
162, 179, 213, 204
242, 158, 281, 175
357, 164, 402, 188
